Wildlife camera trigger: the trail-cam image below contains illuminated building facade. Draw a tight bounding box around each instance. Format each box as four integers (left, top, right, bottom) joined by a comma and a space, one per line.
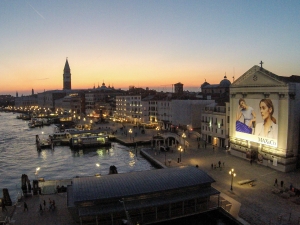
201, 102, 230, 148
230, 65, 300, 172
115, 95, 142, 123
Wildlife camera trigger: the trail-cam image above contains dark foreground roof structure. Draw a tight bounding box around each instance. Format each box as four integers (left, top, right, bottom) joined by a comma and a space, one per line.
67, 166, 224, 224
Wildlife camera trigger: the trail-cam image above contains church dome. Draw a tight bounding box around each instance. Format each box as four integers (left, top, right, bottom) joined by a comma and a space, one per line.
219, 75, 231, 87
201, 80, 210, 88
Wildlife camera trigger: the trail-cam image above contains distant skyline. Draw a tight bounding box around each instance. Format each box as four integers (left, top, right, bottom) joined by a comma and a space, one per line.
1, 0, 300, 96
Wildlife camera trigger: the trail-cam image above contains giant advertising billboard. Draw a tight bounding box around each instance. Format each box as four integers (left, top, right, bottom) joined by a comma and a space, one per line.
235, 98, 278, 147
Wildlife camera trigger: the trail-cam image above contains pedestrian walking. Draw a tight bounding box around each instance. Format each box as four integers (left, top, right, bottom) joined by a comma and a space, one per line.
218, 161, 221, 168
43, 199, 46, 210
24, 202, 28, 212
280, 180, 284, 188
211, 163, 213, 169
274, 178, 278, 186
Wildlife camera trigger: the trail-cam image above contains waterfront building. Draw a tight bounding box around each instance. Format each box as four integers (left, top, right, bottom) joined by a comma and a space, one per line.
230, 64, 300, 172
156, 98, 172, 129
171, 100, 214, 130
63, 58, 71, 90
201, 102, 230, 148
140, 94, 172, 128
115, 95, 142, 123
85, 82, 124, 116
37, 90, 68, 110
0, 95, 15, 107
67, 166, 220, 225
14, 94, 38, 109
55, 93, 84, 116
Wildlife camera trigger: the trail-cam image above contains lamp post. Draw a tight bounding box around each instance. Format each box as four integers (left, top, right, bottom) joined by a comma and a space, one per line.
178, 146, 182, 162
129, 129, 132, 140
229, 168, 236, 191
182, 133, 186, 151
156, 126, 160, 135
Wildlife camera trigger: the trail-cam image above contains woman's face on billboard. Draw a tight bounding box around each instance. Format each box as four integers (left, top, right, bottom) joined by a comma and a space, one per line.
259, 101, 272, 120
239, 101, 246, 109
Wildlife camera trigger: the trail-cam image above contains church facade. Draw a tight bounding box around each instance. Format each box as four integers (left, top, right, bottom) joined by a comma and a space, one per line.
229, 65, 300, 172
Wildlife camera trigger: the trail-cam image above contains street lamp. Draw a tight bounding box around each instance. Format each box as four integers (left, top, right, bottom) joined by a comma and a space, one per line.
129, 129, 132, 140
156, 126, 160, 135
178, 146, 183, 162
229, 168, 236, 191
182, 133, 186, 151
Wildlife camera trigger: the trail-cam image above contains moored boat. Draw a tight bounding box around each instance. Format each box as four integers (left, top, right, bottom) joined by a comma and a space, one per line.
70, 135, 111, 149
36, 138, 53, 150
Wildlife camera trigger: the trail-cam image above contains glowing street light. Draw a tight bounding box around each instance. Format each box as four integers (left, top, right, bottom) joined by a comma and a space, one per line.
182, 133, 186, 151
129, 129, 132, 140
178, 146, 183, 162
156, 126, 160, 135
229, 168, 236, 191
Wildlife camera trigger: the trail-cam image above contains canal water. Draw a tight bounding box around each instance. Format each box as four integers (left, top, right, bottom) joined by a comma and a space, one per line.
0, 112, 154, 202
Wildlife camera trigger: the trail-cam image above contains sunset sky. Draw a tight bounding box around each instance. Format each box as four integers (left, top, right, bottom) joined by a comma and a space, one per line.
1, 1, 300, 96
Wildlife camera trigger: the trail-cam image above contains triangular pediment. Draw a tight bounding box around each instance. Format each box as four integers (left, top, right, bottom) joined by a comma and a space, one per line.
232, 65, 286, 87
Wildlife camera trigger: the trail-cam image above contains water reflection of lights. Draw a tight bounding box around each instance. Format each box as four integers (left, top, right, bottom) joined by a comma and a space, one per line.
40, 151, 48, 160
129, 151, 135, 158
96, 149, 104, 156
128, 160, 136, 167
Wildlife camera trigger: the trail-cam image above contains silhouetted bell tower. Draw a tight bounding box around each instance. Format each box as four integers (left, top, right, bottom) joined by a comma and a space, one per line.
63, 58, 71, 90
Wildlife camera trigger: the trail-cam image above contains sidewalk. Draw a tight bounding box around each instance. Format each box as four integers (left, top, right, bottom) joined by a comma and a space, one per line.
2, 193, 75, 225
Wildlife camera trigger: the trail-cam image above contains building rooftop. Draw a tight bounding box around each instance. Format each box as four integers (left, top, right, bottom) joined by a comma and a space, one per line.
71, 166, 216, 204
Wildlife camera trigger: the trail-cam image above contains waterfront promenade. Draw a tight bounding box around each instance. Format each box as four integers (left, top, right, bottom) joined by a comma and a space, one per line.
2, 122, 300, 225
